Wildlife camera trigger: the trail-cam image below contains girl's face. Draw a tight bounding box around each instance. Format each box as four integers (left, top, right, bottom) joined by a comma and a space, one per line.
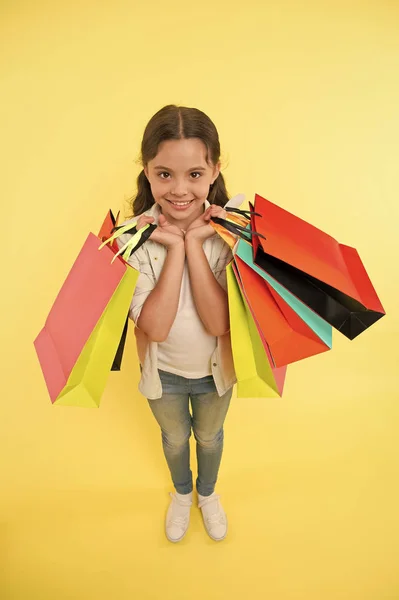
144, 138, 220, 229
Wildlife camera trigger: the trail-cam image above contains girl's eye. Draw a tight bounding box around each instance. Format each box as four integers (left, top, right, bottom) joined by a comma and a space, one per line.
158, 172, 202, 179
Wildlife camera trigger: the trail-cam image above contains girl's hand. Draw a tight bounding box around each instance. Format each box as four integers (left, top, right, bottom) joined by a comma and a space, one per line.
185, 205, 227, 243
158, 213, 185, 238
136, 214, 156, 231
207, 204, 227, 222
137, 213, 184, 249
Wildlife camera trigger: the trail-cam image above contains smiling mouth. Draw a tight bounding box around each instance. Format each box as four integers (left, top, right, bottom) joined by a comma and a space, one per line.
166, 199, 194, 207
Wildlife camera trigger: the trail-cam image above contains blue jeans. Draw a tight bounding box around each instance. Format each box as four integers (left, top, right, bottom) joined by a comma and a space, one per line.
147, 370, 233, 497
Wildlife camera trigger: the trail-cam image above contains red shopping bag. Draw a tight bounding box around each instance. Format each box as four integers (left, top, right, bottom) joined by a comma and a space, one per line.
251, 195, 385, 339
98, 209, 120, 250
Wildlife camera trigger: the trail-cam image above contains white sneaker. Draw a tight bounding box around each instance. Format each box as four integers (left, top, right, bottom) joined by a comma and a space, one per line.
198, 493, 228, 541
165, 492, 193, 543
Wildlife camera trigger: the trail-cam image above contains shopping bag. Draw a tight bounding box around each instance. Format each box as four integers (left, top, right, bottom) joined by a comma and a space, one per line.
34, 233, 138, 407
234, 238, 332, 367
226, 263, 287, 398
251, 195, 385, 340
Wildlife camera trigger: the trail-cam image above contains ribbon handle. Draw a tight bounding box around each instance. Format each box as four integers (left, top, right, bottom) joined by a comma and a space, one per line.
225, 207, 262, 218
110, 224, 151, 263
98, 220, 138, 250
211, 216, 266, 242
98, 221, 153, 263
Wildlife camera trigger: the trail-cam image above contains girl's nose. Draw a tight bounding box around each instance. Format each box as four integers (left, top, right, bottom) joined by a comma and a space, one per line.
171, 181, 188, 197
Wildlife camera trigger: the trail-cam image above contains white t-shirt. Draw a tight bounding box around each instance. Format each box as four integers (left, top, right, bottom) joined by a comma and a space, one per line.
157, 260, 217, 378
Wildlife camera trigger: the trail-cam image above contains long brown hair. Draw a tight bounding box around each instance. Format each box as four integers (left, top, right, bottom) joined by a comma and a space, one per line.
130, 105, 229, 216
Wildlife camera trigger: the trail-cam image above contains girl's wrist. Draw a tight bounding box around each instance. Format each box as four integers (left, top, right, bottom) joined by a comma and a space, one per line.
184, 233, 202, 248
184, 228, 204, 242
166, 238, 185, 251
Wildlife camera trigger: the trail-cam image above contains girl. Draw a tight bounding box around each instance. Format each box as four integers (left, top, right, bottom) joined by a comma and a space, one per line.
117, 105, 241, 543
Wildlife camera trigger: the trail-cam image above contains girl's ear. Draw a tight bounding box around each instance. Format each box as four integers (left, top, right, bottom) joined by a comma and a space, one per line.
212, 161, 221, 184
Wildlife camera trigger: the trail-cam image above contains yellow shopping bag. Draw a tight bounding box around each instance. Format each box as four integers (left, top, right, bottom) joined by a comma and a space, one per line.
35, 234, 139, 408
226, 263, 287, 399
55, 265, 138, 407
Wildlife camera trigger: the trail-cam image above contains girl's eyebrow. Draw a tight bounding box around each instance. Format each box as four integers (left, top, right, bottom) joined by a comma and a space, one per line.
153, 165, 207, 172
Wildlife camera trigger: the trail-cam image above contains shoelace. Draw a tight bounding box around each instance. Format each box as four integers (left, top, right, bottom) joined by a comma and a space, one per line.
170, 515, 188, 527
198, 494, 225, 525
206, 513, 225, 526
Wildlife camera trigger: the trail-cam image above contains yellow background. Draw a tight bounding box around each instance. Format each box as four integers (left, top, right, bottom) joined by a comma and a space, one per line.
1, 1, 398, 598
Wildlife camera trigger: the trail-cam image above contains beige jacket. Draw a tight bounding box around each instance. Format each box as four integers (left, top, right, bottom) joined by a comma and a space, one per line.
117, 200, 238, 400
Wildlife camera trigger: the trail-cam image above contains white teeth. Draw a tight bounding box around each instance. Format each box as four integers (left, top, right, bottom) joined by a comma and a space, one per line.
170, 201, 192, 206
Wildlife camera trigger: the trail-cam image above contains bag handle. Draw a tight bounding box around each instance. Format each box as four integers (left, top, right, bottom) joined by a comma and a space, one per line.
225, 207, 262, 218
211, 216, 267, 242
98, 222, 156, 262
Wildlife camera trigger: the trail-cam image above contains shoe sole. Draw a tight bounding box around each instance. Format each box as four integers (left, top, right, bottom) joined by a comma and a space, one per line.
166, 529, 188, 543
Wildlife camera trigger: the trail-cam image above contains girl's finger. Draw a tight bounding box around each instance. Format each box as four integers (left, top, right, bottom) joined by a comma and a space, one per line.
138, 215, 154, 225
209, 206, 226, 218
